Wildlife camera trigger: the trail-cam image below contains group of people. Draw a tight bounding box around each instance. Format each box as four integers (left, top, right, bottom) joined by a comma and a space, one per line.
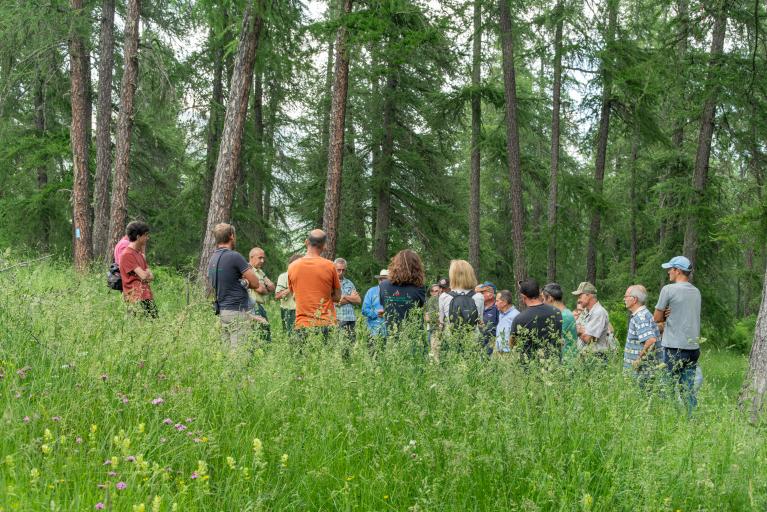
113, 221, 703, 410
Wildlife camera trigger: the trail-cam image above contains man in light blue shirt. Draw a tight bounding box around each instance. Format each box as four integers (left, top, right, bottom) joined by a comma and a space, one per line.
495, 289, 520, 354
362, 269, 388, 337
334, 258, 361, 338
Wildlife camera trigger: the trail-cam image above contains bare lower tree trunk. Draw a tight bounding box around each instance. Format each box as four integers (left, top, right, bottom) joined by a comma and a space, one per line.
373, 72, 397, 265
322, 0, 353, 260
740, 259, 767, 423
468, 0, 482, 273
69, 0, 92, 271
682, 7, 727, 268
586, 0, 617, 284
547, 0, 564, 283
203, 10, 228, 224
93, 0, 115, 261
198, 4, 264, 278
498, 0, 526, 286
317, 1, 337, 229
106, 0, 141, 252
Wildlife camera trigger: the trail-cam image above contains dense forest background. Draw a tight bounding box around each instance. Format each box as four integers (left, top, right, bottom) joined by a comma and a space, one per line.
1, 0, 765, 345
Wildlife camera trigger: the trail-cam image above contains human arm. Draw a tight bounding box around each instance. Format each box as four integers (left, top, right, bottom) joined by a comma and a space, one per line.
132, 266, 153, 282
241, 267, 260, 290
331, 270, 342, 303
578, 308, 606, 344
256, 274, 275, 294
361, 289, 377, 320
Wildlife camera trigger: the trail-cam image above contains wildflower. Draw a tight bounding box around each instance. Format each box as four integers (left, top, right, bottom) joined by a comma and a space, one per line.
162, 418, 173, 425
17, 366, 30, 379
226, 456, 236, 469
41, 444, 51, 455
280, 454, 289, 468
30, 467, 40, 483
111, 456, 118, 466
193, 438, 202, 443
122, 397, 129, 404
5, 455, 14, 468
151, 397, 164, 405
185, 418, 193, 423
103, 459, 112, 466
52, 416, 62, 422
116, 481, 127, 490
15, 391, 21, 398
95, 503, 105, 510
132, 504, 145, 512
44, 429, 53, 442
190, 472, 198, 480
174, 423, 186, 431
76, 437, 83, 444
100, 374, 108, 381
151, 496, 162, 512
108, 471, 117, 477
137, 423, 145, 434
200, 436, 208, 443
252, 438, 263, 457
97, 484, 106, 489
126, 456, 136, 463
23, 416, 30, 423
384, 495, 389, 500
582, 493, 593, 510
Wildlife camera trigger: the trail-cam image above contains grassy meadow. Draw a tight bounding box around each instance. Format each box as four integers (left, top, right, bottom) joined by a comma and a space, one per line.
1, 261, 766, 511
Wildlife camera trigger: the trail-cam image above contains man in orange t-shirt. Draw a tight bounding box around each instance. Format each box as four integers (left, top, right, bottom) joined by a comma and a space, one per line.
288, 229, 341, 333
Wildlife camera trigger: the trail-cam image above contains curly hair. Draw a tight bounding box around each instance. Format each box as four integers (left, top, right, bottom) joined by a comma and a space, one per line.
387, 249, 425, 287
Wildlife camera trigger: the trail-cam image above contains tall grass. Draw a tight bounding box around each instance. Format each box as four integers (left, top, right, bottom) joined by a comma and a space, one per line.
1, 261, 765, 511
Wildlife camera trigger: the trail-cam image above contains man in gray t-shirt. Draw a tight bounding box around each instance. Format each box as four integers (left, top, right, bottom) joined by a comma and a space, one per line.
572, 282, 612, 356
654, 255, 701, 411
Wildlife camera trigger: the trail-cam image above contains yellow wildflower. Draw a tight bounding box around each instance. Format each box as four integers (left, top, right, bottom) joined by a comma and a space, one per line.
151, 496, 162, 512
4, 455, 14, 468
280, 453, 289, 468
90, 424, 98, 434
226, 457, 236, 469
252, 438, 263, 457
30, 467, 40, 483
138, 423, 145, 434
40, 444, 51, 455
132, 504, 145, 512
43, 429, 53, 442
582, 493, 593, 510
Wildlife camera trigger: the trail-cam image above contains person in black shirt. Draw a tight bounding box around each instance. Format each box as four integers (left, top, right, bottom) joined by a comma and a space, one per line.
379, 249, 426, 336
510, 278, 563, 361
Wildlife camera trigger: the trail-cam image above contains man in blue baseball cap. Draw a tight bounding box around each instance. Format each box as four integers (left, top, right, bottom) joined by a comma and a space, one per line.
653, 255, 701, 412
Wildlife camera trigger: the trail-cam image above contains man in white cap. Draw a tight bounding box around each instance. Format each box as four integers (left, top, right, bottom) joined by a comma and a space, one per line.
654, 255, 701, 410
361, 269, 388, 337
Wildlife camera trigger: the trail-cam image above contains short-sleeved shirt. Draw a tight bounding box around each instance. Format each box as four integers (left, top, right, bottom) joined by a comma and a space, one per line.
577, 302, 611, 353
438, 290, 484, 326
208, 249, 251, 312
336, 278, 357, 323
119, 246, 153, 302
379, 280, 426, 332
275, 272, 295, 310
623, 306, 661, 371
288, 256, 341, 329
510, 303, 562, 359
495, 306, 520, 353
114, 236, 130, 264
561, 308, 578, 359
655, 282, 701, 350
250, 268, 270, 305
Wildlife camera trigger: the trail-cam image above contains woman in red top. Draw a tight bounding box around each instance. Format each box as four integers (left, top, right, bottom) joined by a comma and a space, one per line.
118, 221, 157, 318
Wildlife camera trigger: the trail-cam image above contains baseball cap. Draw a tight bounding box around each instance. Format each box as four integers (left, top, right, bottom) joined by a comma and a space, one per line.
437, 277, 450, 289
661, 255, 692, 272
375, 269, 389, 278
478, 281, 497, 293
571, 281, 597, 295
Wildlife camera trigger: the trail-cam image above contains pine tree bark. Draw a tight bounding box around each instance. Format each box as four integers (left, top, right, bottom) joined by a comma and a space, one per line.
93, 0, 115, 261
69, 0, 93, 271
682, 6, 727, 268
106, 0, 141, 252
740, 258, 767, 423
322, 0, 353, 260
198, 3, 264, 278
203, 11, 228, 225
373, 71, 397, 265
498, 0, 526, 286
468, 0, 482, 273
547, 0, 564, 282
316, 0, 337, 229
586, 0, 618, 285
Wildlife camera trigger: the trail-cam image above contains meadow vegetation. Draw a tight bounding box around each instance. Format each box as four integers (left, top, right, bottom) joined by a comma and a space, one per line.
1, 261, 765, 511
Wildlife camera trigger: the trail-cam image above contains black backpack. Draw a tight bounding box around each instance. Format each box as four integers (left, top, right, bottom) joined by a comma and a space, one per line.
447, 291, 479, 326
107, 263, 122, 291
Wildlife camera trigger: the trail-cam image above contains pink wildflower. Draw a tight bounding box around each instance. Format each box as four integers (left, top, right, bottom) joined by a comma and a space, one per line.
126, 456, 136, 463
103, 460, 112, 466
95, 503, 105, 510
52, 416, 62, 422
151, 397, 164, 405
116, 481, 126, 490
108, 471, 117, 477
76, 437, 83, 444
162, 418, 173, 425
190, 472, 198, 480
23, 416, 30, 423
174, 423, 187, 431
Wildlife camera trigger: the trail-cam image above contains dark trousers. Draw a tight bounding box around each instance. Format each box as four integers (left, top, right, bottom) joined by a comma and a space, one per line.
664, 347, 700, 412
281, 308, 295, 333
338, 320, 356, 339
252, 303, 271, 343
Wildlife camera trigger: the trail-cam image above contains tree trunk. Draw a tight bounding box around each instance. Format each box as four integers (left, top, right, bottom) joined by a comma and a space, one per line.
547, 0, 564, 283
106, 0, 141, 252
92, 0, 115, 261
316, 0, 337, 229
69, 0, 93, 271
586, 0, 618, 285
469, 0, 482, 273
740, 258, 767, 423
203, 11, 228, 225
373, 71, 396, 265
498, 0, 526, 286
322, 0, 353, 260
682, 7, 727, 268
34, 63, 49, 250
198, 4, 264, 278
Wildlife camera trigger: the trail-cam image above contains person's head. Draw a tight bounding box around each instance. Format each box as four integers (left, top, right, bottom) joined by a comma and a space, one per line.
375, 269, 389, 283
623, 284, 648, 312
496, 289, 515, 312
572, 281, 598, 310
387, 249, 425, 287
542, 282, 564, 305
477, 282, 497, 306
305, 229, 327, 254
661, 255, 692, 282
429, 284, 442, 296
448, 260, 478, 291
437, 277, 450, 292
213, 223, 236, 247
249, 247, 266, 268
518, 278, 541, 305
334, 257, 348, 280
126, 221, 150, 244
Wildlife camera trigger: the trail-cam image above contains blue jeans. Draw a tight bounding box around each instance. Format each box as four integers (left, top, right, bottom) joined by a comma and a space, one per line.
664, 347, 700, 413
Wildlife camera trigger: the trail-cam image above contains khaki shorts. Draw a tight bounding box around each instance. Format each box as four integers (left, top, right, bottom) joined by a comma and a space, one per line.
219, 310, 261, 349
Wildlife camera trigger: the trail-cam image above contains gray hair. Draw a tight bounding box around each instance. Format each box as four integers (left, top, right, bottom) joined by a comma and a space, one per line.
334, 257, 347, 266
628, 284, 647, 305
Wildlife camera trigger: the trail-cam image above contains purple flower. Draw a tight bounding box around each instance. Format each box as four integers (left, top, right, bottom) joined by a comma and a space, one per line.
95, 503, 105, 510
126, 456, 136, 463
108, 471, 117, 477
162, 418, 173, 425
23, 416, 30, 423
151, 397, 164, 405
116, 481, 126, 490
185, 418, 193, 423
121, 397, 129, 404
190, 472, 198, 480
103, 459, 112, 466
52, 416, 62, 422
174, 423, 187, 431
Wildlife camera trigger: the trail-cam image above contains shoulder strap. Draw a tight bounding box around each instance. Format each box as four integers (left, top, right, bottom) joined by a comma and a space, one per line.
213, 249, 226, 304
